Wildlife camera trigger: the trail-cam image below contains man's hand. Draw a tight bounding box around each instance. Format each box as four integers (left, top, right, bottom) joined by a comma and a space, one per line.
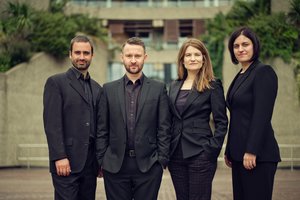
98, 167, 103, 178
243, 153, 256, 170
55, 158, 71, 176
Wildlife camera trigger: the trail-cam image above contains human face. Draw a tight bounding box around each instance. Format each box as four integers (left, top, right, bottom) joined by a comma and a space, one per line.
183, 46, 204, 73
233, 35, 254, 67
121, 44, 147, 76
69, 42, 93, 72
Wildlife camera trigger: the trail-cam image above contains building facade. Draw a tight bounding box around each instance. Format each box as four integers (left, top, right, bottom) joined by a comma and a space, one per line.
65, 0, 236, 83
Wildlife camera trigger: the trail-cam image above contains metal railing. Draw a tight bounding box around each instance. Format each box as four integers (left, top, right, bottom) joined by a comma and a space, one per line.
71, 0, 235, 8
17, 143, 300, 170
17, 144, 48, 168
278, 144, 300, 171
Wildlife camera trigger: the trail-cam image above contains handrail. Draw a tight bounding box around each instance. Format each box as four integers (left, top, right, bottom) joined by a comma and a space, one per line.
17, 144, 49, 168
70, 0, 234, 8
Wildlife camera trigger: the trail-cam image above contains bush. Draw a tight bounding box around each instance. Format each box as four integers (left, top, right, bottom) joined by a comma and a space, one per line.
0, 53, 11, 72
201, 13, 229, 79
248, 13, 298, 62
0, 2, 107, 72
29, 12, 77, 59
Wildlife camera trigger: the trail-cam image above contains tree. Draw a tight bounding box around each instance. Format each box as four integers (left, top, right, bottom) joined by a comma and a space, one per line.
287, 0, 300, 29
201, 13, 230, 79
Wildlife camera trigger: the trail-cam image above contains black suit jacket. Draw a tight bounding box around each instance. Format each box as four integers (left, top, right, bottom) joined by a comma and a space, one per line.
225, 60, 281, 162
43, 68, 103, 173
96, 75, 171, 173
169, 79, 228, 161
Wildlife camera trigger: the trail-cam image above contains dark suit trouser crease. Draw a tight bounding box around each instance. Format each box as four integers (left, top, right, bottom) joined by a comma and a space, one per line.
168, 147, 217, 200
231, 161, 277, 200
103, 156, 163, 200
51, 143, 97, 200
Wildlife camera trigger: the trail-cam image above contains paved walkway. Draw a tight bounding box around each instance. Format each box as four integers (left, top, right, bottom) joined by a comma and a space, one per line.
0, 167, 299, 200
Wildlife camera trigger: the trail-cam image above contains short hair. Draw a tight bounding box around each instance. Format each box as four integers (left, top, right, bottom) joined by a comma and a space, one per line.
121, 37, 146, 53
228, 26, 260, 65
69, 35, 94, 55
177, 38, 215, 92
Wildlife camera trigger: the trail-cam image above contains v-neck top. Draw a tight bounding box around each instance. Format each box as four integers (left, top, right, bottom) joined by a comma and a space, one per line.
175, 90, 190, 115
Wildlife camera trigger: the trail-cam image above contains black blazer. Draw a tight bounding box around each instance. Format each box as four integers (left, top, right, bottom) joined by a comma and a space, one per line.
43, 68, 103, 173
225, 60, 281, 162
169, 79, 228, 161
96, 75, 171, 173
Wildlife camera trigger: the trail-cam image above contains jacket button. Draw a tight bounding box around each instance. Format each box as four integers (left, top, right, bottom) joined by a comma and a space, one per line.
85, 122, 90, 126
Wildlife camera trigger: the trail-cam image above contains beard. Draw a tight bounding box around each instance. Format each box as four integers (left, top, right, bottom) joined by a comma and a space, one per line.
124, 63, 143, 74
71, 59, 91, 71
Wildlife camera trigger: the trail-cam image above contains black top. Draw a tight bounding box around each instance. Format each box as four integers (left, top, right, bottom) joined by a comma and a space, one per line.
175, 90, 190, 115
124, 75, 143, 150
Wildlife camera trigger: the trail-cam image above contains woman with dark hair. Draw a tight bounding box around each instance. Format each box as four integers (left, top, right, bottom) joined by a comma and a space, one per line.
225, 27, 281, 200
168, 38, 228, 200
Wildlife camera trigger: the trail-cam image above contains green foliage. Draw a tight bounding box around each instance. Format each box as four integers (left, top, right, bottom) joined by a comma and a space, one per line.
248, 13, 298, 62
287, 0, 300, 28
203, 0, 299, 79
201, 13, 229, 79
29, 12, 77, 59
226, 1, 256, 28
0, 53, 11, 72
50, 0, 70, 13
0, 2, 107, 72
3, 2, 34, 32
70, 14, 107, 41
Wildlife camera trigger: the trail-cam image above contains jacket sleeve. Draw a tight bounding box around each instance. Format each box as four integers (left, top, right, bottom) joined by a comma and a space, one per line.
95, 86, 109, 166
157, 84, 172, 167
246, 65, 278, 155
204, 79, 228, 159
43, 77, 67, 161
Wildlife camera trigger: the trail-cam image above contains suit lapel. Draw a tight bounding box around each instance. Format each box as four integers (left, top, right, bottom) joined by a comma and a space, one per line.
227, 60, 259, 106
136, 76, 150, 122
117, 77, 126, 124
90, 80, 99, 105
169, 80, 183, 119
67, 69, 89, 103
180, 89, 200, 115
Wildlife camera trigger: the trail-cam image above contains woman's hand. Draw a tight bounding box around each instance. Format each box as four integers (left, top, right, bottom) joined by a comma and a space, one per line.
224, 155, 232, 168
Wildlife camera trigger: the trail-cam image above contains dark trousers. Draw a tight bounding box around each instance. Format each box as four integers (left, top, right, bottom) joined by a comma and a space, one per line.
103, 156, 163, 200
51, 144, 97, 200
168, 148, 217, 200
231, 161, 277, 200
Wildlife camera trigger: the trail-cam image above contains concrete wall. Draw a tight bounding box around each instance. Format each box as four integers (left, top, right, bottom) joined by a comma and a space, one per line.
0, 73, 8, 165
271, 0, 291, 13
0, 39, 107, 167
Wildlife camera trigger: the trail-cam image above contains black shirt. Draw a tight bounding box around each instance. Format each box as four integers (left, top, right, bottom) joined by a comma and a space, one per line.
124, 75, 143, 150
71, 67, 95, 139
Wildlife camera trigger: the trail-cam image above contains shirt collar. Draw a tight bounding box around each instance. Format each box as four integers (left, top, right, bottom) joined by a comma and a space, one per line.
124, 74, 144, 85
71, 66, 90, 81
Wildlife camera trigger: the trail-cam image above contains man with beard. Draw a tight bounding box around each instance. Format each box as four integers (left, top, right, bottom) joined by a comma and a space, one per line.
96, 37, 171, 200
43, 35, 102, 200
